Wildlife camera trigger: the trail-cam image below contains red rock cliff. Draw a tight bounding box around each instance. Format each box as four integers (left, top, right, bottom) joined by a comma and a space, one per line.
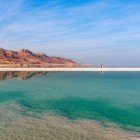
0, 48, 76, 66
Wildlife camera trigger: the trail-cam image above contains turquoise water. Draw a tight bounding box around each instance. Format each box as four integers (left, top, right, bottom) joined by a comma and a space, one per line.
0, 72, 140, 132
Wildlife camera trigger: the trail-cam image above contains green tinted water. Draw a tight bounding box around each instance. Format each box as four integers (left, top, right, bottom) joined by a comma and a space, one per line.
0, 72, 140, 132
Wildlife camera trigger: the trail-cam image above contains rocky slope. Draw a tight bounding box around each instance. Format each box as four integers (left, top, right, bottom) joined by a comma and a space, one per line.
0, 48, 76, 66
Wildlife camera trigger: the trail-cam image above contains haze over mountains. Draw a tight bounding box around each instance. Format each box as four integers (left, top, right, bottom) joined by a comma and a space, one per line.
0, 48, 76, 66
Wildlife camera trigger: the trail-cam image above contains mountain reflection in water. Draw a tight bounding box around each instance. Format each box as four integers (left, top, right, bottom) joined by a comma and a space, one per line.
0, 71, 47, 81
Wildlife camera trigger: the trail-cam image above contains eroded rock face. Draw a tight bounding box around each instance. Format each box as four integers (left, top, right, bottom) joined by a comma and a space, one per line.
0, 48, 76, 65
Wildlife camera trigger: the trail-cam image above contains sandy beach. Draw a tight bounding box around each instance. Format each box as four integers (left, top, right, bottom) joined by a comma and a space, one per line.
0, 67, 140, 72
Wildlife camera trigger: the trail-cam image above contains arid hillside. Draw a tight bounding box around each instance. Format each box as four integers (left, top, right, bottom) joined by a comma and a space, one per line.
0, 48, 76, 66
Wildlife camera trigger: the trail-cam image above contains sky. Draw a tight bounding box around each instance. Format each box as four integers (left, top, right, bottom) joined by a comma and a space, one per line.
0, 0, 140, 66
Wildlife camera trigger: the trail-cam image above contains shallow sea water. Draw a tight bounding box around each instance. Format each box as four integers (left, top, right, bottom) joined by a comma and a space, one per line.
0, 71, 140, 140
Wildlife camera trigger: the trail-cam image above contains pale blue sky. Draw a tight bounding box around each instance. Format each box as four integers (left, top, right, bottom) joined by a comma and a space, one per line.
0, 0, 140, 65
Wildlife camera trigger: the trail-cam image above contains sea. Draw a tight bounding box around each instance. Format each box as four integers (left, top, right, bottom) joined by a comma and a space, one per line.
0, 71, 139, 140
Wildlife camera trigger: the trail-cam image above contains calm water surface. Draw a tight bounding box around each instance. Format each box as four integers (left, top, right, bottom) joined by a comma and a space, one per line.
0, 72, 140, 138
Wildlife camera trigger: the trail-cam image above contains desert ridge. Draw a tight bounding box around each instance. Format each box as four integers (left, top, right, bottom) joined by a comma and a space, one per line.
0, 48, 76, 66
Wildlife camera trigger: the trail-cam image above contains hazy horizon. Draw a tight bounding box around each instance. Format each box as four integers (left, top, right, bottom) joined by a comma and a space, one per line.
0, 0, 140, 66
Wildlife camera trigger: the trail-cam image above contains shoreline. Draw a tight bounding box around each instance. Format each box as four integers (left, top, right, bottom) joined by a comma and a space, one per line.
0, 67, 140, 71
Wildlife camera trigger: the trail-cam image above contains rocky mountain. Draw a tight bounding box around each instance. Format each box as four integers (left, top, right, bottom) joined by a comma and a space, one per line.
0, 48, 76, 66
